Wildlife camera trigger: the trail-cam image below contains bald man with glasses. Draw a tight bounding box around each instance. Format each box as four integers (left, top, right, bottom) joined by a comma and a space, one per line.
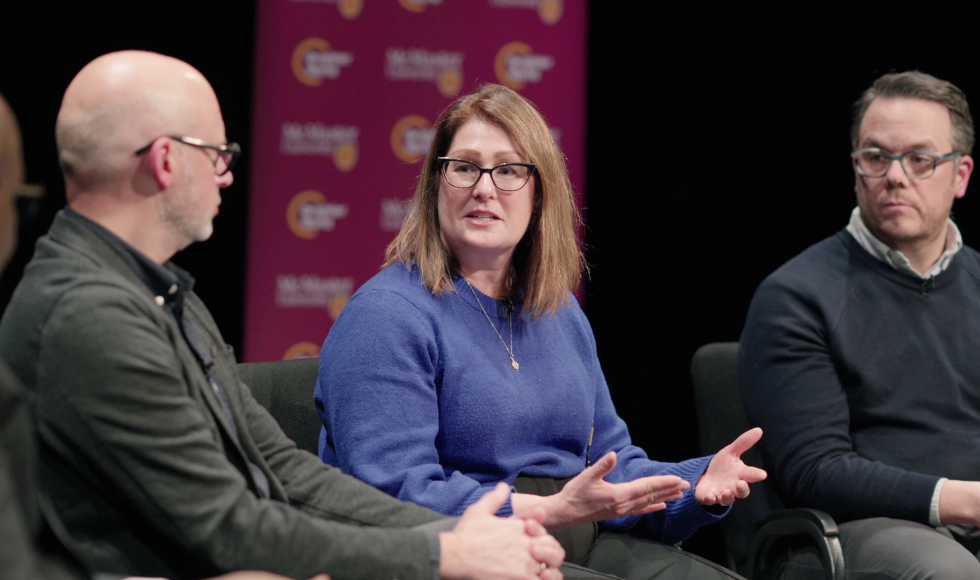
0, 51, 565, 580
0, 90, 336, 580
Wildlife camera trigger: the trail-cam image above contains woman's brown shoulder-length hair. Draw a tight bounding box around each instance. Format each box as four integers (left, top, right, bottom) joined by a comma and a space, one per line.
384, 83, 585, 318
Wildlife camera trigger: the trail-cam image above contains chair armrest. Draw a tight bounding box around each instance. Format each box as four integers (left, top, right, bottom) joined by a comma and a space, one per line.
748, 509, 845, 580
763, 508, 839, 536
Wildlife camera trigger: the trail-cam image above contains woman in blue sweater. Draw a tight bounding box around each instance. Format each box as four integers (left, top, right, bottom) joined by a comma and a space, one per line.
315, 84, 764, 579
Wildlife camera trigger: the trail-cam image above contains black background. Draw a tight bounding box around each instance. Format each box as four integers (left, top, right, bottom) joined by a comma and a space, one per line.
3, 2, 979, 564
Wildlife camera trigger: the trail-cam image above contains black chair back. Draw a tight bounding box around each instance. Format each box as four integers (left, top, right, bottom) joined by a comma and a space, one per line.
692, 342, 845, 580
691, 342, 769, 575
238, 358, 321, 455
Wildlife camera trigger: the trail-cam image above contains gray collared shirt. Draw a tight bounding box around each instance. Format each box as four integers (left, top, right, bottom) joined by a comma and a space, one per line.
846, 206, 962, 279
845, 206, 956, 526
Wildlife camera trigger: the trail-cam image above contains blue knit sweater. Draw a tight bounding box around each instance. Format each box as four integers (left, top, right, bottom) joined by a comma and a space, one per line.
315, 264, 723, 544
739, 230, 980, 524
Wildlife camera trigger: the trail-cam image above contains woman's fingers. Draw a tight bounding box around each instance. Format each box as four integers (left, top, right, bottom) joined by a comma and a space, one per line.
604, 477, 688, 518
735, 480, 751, 498
556, 471, 691, 525
645, 487, 685, 505
626, 475, 688, 502
724, 427, 763, 457
741, 465, 768, 483
630, 501, 668, 516
579, 451, 618, 482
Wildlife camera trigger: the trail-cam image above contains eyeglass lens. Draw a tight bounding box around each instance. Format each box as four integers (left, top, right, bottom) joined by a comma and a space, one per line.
215, 151, 234, 175
177, 138, 238, 176
443, 160, 531, 191
855, 150, 939, 179
201, 145, 238, 176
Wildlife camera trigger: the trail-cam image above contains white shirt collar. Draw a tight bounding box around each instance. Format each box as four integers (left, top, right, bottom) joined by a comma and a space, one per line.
846, 206, 962, 279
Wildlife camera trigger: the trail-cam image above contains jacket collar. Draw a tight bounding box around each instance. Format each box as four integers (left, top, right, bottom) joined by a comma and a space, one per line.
61, 208, 195, 308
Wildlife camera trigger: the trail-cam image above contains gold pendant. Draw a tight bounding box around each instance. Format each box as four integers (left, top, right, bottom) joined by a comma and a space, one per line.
511, 359, 520, 371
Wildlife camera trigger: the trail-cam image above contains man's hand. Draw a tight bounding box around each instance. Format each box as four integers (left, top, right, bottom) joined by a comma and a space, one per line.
440, 483, 564, 580
696, 427, 767, 506
938, 480, 980, 527
512, 452, 688, 529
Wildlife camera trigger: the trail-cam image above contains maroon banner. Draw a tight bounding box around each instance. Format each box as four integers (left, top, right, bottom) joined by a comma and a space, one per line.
244, 0, 587, 362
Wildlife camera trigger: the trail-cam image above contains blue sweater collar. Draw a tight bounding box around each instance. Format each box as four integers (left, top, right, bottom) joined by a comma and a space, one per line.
450, 273, 523, 320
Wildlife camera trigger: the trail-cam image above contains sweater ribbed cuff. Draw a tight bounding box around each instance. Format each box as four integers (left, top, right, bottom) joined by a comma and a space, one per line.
494, 489, 515, 517
604, 456, 729, 545
664, 455, 730, 538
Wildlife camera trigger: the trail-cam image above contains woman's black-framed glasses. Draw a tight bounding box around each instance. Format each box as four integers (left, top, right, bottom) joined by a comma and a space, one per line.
438, 157, 536, 192
135, 135, 241, 176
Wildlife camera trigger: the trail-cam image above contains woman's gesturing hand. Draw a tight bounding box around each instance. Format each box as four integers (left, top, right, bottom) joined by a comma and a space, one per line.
512, 452, 689, 530
695, 427, 767, 507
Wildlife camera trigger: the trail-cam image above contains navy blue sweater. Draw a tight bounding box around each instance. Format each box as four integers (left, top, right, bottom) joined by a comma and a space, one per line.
739, 230, 980, 524
316, 263, 724, 544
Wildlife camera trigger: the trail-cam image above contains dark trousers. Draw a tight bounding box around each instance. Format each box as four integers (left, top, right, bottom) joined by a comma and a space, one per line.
559, 532, 746, 580
513, 475, 745, 580
778, 518, 980, 580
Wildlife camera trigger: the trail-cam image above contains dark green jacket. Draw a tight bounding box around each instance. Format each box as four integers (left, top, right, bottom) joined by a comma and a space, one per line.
0, 359, 88, 580
0, 210, 444, 580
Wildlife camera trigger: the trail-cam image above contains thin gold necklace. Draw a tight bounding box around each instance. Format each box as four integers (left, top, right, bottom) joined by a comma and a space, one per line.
463, 278, 519, 371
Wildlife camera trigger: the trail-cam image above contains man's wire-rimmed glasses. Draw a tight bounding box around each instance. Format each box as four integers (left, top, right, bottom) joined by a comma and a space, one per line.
851, 148, 961, 180
438, 157, 536, 191
135, 136, 241, 176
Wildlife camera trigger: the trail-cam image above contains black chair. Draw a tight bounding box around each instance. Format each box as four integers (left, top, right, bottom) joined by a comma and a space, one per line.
238, 357, 322, 455
691, 342, 845, 580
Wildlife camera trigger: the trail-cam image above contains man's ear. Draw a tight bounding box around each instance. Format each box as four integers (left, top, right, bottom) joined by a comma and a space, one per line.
954, 154, 973, 199
145, 137, 176, 190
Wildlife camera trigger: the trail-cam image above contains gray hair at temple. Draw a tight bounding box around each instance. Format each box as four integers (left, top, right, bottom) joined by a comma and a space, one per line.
851, 71, 975, 156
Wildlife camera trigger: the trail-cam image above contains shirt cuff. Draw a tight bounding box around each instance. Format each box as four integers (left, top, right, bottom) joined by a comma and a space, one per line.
413, 517, 460, 580
930, 478, 947, 527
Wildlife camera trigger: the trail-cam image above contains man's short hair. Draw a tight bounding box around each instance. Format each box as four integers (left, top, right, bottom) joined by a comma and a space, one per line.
851, 71, 975, 156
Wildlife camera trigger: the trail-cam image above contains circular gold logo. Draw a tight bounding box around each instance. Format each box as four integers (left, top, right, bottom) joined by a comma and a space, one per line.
333, 143, 358, 172
282, 342, 321, 360
437, 68, 463, 97
286, 190, 326, 240
494, 41, 532, 90
390, 115, 432, 162
398, 0, 427, 13
538, 0, 563, 25
292, 38, 331, 87
328, 295, 349, 320
338, 0, 363, 19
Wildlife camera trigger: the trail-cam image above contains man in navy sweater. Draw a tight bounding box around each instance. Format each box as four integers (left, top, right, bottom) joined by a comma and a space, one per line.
740, 71, 980, 579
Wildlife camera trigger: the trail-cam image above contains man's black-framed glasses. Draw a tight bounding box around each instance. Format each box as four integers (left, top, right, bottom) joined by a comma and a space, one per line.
851, 148, 960, 180
438, 157, 536, 192
135, 136, 241, 176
